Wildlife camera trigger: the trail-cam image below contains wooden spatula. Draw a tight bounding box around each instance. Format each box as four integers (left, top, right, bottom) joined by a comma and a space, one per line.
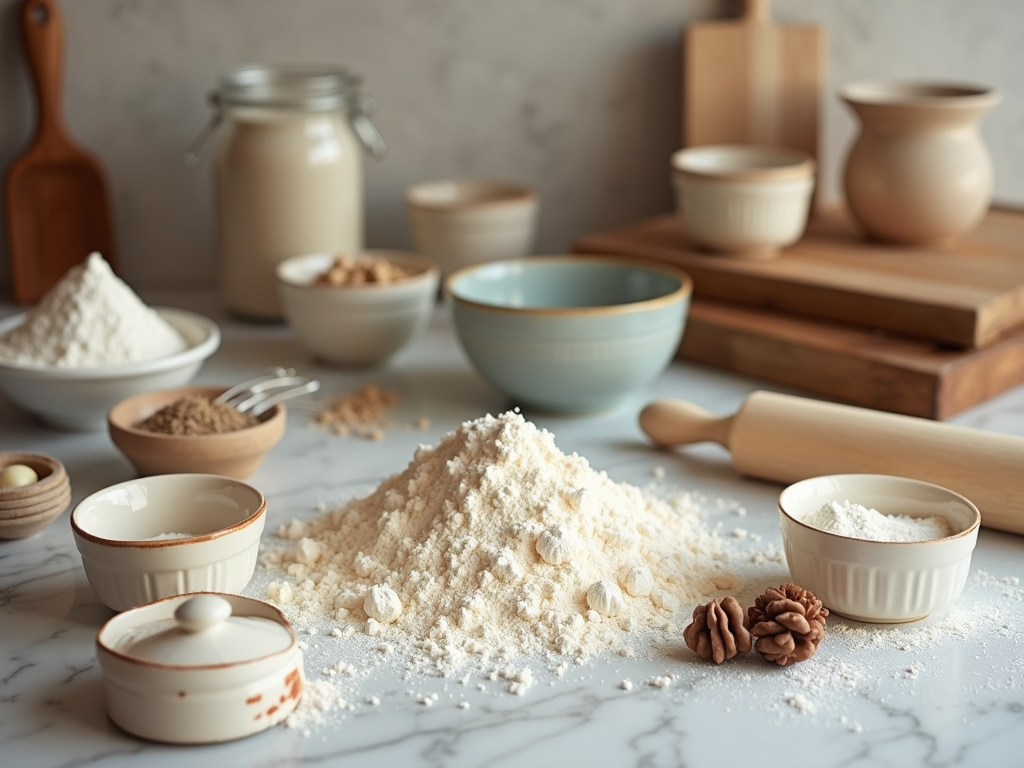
5, 0, 117, 304
682, 0, 823, 163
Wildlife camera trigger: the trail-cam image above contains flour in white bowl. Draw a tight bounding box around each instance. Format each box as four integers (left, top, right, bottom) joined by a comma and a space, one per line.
263, 410, 738, 675
0, 252, 186, 367
802, 500, 952, 542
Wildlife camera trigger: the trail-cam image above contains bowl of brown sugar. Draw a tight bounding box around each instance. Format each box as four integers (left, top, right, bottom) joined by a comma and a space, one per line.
107, 386, 286, 479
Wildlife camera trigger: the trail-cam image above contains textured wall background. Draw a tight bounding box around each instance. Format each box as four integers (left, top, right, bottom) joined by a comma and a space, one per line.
1, 0, 1022, 290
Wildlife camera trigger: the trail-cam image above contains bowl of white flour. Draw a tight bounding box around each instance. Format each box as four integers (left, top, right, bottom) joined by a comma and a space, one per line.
778, 473, 981, 624
0, 254, 221, 430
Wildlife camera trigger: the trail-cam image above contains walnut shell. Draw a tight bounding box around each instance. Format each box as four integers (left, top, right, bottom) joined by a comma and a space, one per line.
748, 583, 828, 666
682, 596, 752, 664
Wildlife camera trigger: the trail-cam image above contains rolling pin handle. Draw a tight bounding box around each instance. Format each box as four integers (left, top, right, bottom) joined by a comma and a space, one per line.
639, 398, 736, 449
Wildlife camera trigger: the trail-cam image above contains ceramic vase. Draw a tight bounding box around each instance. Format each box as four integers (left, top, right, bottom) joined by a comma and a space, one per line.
840, 81, 999, 246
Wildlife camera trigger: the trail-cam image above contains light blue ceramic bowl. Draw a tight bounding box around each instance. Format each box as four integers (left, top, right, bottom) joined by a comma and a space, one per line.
445, 256, 692, 413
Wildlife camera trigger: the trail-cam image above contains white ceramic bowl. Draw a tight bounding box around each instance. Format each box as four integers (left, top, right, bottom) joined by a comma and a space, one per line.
779, 474, 981, 623
0, 308, 220, 431
71, 474, 267, 612
97, 593, 304, 743
406, 179, 539, 277
276, 250, 440, 367
446, 255, 692, 413
671, 144, 815, 256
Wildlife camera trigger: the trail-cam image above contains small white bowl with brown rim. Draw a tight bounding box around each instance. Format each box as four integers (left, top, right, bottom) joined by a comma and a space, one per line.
71, 474, 267, 612
405, 179, 539, 277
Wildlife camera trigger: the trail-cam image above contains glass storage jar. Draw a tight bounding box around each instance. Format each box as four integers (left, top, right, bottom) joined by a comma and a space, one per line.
211, 65, 385, 320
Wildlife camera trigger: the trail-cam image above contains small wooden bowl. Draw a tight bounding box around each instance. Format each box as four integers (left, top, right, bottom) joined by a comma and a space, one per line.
0, 486, 72, 520
0, 451, 67, 501
0, 502, 68, 539
107, 386, 286, 480
0, 483, 65, 511
0, 452, 72, 535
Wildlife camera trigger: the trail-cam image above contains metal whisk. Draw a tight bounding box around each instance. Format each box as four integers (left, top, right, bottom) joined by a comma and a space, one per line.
215, 367, 321, 417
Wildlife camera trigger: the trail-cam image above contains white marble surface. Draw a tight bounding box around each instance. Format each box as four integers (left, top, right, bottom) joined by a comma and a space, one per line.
1, 0, 1023, 290
2, 292, 1024, 768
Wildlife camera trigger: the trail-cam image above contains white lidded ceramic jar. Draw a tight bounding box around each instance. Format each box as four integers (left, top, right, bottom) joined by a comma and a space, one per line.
96, 593, 304, 744
211, 65, 386, 320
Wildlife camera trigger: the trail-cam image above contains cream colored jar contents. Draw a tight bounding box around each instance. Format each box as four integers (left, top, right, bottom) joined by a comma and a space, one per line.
213, 66, 384, 320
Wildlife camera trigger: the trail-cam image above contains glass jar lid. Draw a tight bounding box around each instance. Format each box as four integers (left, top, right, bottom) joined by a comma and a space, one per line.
184, 64, 387, 165
217, 64, 362, 111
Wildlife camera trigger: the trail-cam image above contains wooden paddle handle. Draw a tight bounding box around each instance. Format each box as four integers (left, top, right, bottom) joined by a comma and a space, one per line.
641, 390, 1024, 536
744, 0, 772, 23
21, 0, 69, 150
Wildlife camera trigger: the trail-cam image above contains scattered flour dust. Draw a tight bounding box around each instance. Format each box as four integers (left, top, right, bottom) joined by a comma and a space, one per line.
0, 252, 186, 367
263, 410, 737, 678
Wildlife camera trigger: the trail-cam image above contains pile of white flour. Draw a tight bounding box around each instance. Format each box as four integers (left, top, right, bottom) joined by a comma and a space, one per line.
803, 500, 952, 542
0, 252, 186, 367
263, 411, 737, 676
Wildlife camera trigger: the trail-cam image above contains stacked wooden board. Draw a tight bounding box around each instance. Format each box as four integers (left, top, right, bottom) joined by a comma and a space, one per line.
573, 208, 1024, 419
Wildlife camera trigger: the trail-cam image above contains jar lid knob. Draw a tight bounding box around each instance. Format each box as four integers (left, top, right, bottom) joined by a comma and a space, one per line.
174, 594, 232, 633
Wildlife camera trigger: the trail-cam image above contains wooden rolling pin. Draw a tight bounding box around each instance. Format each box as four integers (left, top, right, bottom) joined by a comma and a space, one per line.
640, 390, 1024, 536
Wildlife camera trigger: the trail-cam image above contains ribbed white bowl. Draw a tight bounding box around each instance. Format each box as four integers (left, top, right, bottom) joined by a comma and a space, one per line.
778, 474, 980, 623
671, 144, 815, 256
72, 474, 266, 612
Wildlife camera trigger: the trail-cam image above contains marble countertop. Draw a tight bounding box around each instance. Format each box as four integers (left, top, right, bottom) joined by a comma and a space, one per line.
2, 292, 1023, 768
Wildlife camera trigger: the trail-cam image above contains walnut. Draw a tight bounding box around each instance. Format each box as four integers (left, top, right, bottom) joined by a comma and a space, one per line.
748, 583, 828, 666
682, 596, 751, 664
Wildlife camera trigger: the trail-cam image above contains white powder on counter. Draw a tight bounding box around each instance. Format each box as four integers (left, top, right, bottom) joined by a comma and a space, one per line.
263, 411, 738, 675
802, 500, 952, 542
0, 252, 186, 367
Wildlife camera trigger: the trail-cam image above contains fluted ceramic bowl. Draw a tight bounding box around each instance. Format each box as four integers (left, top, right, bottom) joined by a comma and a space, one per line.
71, 474, 266, 612
671, 144, 815, 257
779, 474, 981, 623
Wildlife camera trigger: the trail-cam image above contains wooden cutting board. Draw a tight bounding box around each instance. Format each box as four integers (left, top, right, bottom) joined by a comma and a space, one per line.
679, 297, 1024, 420
574, 208, 1024, 349
682, 0, 823, 163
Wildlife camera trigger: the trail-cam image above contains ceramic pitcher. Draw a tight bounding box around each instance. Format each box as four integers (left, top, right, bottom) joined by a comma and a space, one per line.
840, 81, 999, 246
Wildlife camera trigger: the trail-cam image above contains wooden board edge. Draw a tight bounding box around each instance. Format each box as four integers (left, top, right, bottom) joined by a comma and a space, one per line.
677, 297, 1024, 420
679, 303, 942, 419
933, 333, 1024, 419
574, 217, 983, 348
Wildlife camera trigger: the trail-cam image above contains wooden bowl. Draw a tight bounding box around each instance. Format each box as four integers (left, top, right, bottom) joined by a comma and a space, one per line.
0, 451, 67, 500
0, 485, 72, 520
0, 452, 72, 534
0, 495, 70, 538
107, 386, 286, 480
